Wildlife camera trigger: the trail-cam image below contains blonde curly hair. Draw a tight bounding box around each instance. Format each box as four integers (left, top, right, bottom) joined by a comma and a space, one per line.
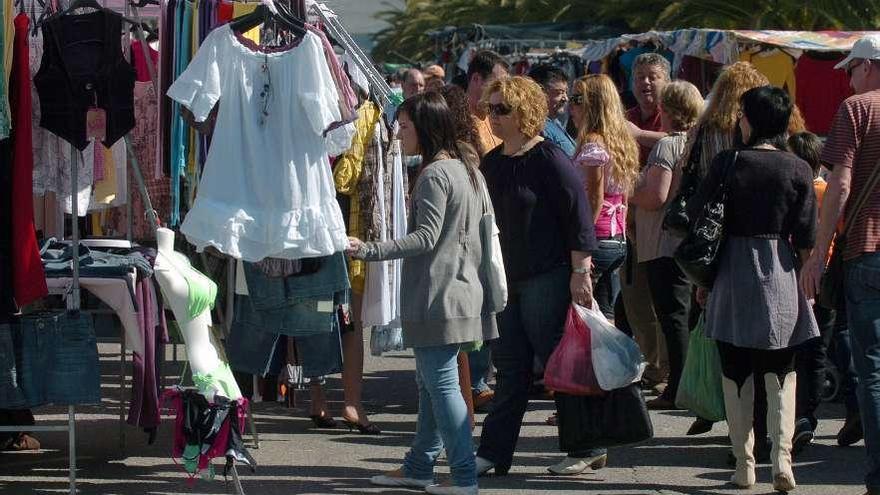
701, 62, 769, 135
572, 74, 640, 192
481, 76, 547, 138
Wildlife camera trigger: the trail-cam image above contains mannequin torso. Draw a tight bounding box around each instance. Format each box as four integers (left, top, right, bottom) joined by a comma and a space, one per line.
154, 227, 240, 401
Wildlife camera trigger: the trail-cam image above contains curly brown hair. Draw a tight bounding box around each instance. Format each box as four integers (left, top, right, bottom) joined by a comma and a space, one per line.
438, 85, 481, 153
481, 76, 547, 138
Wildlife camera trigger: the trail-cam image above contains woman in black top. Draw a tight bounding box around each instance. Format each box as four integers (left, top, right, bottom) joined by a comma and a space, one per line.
688, 86, 819, 491
472, 76, 603, 476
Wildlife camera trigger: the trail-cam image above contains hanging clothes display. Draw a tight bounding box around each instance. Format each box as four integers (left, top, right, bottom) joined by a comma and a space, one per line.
107, 82, 170, 239
10, 12, 46, 308
167, 25, 347, 261
334, 101, 381, 291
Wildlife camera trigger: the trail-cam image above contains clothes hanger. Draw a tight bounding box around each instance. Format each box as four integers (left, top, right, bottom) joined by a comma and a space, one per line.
230, 1, 306, 39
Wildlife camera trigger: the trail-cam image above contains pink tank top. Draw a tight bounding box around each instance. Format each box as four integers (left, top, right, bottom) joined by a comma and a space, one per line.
575, 142, 627, 239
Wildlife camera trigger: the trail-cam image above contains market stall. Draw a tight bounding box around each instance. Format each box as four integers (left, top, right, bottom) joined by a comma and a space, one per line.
580, 28, 878, 134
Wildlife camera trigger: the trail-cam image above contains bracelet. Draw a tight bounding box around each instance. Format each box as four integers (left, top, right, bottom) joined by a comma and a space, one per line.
572, 267, 589, 274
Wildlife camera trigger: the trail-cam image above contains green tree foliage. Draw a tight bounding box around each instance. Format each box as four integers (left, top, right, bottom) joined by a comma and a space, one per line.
372, 0, 880, 62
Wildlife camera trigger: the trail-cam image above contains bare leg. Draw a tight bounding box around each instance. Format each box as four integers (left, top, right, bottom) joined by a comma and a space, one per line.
309, 381, 330, 418
341, 294, 372, 425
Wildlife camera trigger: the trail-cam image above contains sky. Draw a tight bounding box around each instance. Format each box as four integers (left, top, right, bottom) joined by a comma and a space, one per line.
320, 0, 404, 36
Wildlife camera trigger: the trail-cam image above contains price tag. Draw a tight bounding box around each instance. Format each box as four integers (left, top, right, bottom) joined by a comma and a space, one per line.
86, 107, 106, 141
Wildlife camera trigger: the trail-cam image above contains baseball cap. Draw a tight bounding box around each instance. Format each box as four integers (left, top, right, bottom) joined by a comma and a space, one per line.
835, 34, 880, 69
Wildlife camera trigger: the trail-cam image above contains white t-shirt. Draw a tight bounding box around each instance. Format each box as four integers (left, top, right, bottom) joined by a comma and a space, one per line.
167, 25, 347, 261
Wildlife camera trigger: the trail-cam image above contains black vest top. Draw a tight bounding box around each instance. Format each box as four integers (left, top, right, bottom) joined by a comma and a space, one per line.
34, 10, 136, 151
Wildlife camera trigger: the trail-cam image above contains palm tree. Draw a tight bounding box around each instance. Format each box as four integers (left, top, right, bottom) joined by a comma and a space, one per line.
372, 0, 601, 62
372, 0, 880, 62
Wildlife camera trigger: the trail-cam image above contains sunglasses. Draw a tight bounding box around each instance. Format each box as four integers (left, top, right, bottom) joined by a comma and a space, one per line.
570, 94, 584, 105
487, 103, 513, 117
846, 60, 865, 77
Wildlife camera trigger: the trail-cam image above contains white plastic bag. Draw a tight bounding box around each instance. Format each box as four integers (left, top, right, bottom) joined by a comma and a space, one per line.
576, 302, 646, 391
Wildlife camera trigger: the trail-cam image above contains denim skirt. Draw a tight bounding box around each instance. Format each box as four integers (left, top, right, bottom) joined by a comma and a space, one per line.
18, 312, 101, 406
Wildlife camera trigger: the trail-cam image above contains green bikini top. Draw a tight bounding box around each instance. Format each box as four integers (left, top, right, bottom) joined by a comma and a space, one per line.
159, 251, 218, 319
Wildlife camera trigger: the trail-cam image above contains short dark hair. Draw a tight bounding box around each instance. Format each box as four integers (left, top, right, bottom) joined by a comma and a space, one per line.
528, 64, 568, 87
740, 86, 792, 150
788, 131, 823, 177
467, 50, 509, 80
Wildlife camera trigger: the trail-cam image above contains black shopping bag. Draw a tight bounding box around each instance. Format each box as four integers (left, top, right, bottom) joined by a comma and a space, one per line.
556, 382, 653, 451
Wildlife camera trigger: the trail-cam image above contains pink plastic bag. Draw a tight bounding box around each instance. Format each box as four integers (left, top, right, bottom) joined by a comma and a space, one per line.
544, 304, 604, 396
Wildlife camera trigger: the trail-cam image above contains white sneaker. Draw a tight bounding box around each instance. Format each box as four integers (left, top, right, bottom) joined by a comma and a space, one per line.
425, 483, 479, 495
547, 453, 608, 475
370, 469, 433, 488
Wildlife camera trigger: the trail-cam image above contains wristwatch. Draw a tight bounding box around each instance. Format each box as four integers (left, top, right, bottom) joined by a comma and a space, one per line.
572, 267, 589, 274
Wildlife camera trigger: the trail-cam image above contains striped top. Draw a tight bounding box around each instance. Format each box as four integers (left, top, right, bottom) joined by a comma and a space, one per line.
821, 90, 880, 260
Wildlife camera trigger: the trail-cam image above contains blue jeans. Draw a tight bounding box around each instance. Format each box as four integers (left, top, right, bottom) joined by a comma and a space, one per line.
592, 238, 626, 319
402, 344, 476, 487
477, 266, 606, 468
845, 252, 880, 492
468, 346, 491, 393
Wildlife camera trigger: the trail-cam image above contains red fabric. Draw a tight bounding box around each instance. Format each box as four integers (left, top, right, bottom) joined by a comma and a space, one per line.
626, 105, 663, 166
795, 54, 853, 135
130, 40, 159, 83
10, 13, 47, 308
217, 1, 234, 22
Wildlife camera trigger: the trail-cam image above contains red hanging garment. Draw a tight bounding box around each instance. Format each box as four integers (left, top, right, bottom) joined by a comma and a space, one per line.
10, 13, 47, 307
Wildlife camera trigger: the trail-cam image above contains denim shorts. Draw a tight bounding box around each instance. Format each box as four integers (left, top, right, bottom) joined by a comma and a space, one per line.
0, 324, 26, 408
227, 296, 343, 379
234, 292, 341, 338
244, 253, 350, 311
18, 312, 101, 407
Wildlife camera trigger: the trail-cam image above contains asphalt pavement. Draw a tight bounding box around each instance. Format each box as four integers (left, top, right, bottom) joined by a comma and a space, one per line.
0, 340, 868, 495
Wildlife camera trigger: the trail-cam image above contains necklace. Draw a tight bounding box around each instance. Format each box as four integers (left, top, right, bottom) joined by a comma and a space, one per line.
505, 135, 541, 157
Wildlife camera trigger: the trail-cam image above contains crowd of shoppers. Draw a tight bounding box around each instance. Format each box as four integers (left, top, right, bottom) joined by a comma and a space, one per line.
359, 36, 880, 494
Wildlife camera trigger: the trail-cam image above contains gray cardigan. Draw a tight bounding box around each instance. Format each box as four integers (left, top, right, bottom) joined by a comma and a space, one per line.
360, 159, 498, 348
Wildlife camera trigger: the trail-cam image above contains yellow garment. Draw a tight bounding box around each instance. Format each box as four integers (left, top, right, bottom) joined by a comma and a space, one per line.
232, 3, 261, 44
333, 101, 380, 293
92, 145, 118, 205
91, 214, 103, 236
474, 113, 502, 157
740, 49, 796, 99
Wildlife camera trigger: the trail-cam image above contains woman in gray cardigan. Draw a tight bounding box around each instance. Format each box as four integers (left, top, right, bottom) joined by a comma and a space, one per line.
348, 92, 497, 495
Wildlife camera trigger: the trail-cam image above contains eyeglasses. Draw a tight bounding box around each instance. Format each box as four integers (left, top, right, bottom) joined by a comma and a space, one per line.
487, 103, 513, 117
846, 60, 866, 78
570, 94, 584, 105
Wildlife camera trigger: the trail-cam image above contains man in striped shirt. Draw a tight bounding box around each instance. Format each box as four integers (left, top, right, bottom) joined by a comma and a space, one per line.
802, 34, 880, 495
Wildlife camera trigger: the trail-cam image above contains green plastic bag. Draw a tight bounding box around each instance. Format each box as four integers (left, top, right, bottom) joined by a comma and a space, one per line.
675, 315, 726, 422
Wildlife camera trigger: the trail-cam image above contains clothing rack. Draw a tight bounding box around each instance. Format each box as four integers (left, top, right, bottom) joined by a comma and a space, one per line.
310, 2, 393, 109
0, 3, 160, 493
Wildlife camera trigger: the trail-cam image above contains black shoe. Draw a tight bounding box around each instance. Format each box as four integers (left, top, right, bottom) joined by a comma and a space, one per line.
309, 414, 338, 429
792, 418, 814, 457
686, 417, 714, 436
838, 414, 864, 447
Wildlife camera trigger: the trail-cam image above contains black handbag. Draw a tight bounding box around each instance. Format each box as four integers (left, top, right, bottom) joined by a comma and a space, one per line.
673, 151, 738, 288
663, 128, 703, 236
556, 383, 654, 451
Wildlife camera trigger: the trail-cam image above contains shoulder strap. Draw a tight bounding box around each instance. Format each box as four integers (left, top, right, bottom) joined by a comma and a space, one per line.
843, 157, 880, 237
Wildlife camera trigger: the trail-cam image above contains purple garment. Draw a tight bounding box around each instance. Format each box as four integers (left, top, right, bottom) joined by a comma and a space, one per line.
127, 276, 168, 429
308, 25, 357, 116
